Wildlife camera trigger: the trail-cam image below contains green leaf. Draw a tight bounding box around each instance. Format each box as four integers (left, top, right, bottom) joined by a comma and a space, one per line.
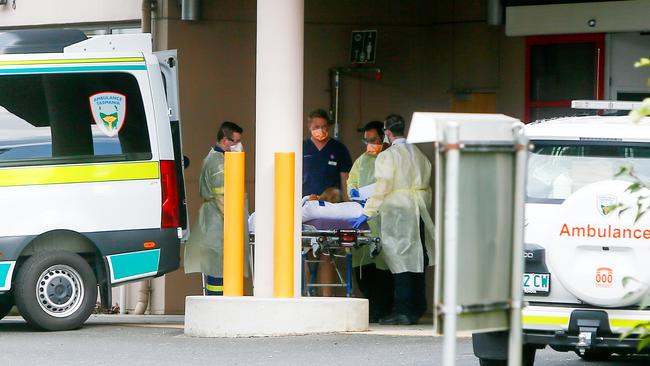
622, 276, 637, 287
615, 165, 630, 177
635, 209, 647, 224
641, 293, 650, 310
637, 335, 650, 351
620, 322, 648, 340
618, 206, 630, 218
634, 58, 650, 68
627, 181, 644, 193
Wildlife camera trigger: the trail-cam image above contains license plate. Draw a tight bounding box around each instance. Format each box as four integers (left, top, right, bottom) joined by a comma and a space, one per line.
523, 273, 550, 295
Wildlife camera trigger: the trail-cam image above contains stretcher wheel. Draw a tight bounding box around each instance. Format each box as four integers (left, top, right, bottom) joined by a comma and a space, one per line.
369, 239, 382, 258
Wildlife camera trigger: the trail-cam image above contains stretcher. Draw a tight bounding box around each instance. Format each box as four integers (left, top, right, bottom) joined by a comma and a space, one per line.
301, 218, 381, 297
248, 218, 381, 297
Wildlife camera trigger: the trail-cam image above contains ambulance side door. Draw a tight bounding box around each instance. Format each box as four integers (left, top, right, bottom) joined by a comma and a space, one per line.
155, 50, 189, 239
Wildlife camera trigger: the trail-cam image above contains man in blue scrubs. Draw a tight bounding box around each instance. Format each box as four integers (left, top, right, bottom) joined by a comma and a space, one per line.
302, 109, 353, 200
302, 109, 353, 296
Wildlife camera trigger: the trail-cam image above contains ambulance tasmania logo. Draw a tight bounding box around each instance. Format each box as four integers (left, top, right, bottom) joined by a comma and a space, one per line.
597, 195, 617, 216
89, 92, 127, 137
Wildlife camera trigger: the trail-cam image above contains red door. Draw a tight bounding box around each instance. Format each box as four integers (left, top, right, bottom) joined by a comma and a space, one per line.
525, 33, 605, 123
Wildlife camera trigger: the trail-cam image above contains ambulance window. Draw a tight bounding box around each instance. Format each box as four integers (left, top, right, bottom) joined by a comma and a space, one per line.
527, 141, 650, 202
0, 72, 151, 166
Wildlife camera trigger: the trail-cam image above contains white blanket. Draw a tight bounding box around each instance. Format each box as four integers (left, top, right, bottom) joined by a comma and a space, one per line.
248, 200, 364, 232
301, 200, 364, 222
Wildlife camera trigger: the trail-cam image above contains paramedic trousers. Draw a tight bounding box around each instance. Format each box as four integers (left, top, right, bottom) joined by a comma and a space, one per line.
392, 220, 428, 320
354, 264, 394, 319
204, 275, 224, 296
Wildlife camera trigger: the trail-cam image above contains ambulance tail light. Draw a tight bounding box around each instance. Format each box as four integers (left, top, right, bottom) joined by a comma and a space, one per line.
160, 160, 180, 229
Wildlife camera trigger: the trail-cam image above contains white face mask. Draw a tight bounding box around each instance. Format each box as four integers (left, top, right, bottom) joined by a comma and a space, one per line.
230, 142, 243, 152
383, 134, 390, 144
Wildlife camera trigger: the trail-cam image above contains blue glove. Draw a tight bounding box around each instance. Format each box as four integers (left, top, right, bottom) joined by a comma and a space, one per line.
349, 214, 369, 229
350, 188, 360, 198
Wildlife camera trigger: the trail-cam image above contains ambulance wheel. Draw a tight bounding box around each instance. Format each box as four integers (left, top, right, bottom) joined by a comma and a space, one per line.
0, 293, 14, 320
14, 251, 97, 331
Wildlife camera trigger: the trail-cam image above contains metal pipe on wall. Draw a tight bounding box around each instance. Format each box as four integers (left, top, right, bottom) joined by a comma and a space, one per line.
141, 0, 152, 33
487, 0, 504, 26
329, 67, 382, 139
119, 285, 127, 314
182, 0, 201, 21
134, 0, 155, 316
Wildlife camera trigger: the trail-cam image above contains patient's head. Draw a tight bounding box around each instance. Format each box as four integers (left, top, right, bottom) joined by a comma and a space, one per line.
318, 187, 342, 203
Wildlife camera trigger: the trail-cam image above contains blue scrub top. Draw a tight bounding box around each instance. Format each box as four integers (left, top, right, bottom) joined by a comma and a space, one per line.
302, 138, 352, 196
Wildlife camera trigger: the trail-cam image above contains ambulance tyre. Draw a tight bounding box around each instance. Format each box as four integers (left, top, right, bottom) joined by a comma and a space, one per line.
0, 293, 14, 320
14, 251, 97, 331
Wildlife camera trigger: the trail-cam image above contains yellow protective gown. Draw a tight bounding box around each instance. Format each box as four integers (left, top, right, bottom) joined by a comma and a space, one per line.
347, 152, 388, 270
184, 149, 250, 278
362, 142, 435, 274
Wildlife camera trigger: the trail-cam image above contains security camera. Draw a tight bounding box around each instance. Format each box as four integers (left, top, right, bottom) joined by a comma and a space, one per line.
588, 19, 597, 27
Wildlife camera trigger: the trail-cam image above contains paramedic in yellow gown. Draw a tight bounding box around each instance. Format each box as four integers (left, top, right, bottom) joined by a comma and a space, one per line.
184, 121, 250, 295
347, 121, 394, 323
350, 114, 435, 325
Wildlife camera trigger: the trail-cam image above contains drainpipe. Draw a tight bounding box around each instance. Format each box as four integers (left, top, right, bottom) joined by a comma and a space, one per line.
142, 0, 152, 33
134, 279, 152, 315
134, 0, 154, 316
181, 0, 201, 21
329, 67, 382, 139
487, 0, 503, 26
119, 285, 127, 314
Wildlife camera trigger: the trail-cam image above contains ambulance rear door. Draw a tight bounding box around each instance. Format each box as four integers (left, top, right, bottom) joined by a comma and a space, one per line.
155, 50, 189, 239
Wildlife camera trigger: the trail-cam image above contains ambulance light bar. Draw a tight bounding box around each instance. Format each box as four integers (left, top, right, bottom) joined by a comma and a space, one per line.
571, 100, 642, 111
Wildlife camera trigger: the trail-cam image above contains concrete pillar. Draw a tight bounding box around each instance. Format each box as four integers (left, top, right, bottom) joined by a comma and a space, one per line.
254, 0, 304, 297
185, 2, 368, 335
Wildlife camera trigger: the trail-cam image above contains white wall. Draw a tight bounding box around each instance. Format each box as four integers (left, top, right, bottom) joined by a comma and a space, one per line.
0, 0, 140, 28
506, 0, 650, 36
606, 33, 650, 100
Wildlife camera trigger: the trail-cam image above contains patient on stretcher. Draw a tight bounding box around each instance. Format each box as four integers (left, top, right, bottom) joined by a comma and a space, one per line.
248, 187, 364, 232
302, 188, 364, 223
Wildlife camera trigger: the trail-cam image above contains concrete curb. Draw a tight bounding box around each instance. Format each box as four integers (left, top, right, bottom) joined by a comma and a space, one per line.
184, 296, 368, 337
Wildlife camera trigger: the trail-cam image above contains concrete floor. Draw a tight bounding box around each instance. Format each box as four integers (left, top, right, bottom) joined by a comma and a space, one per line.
0, 315, 648, 366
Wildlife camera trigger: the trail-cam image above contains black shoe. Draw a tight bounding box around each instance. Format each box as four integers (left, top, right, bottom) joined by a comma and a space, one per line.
379, 313, 415, 325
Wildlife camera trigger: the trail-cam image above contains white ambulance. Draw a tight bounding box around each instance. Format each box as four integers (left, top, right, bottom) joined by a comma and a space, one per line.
0, 29, 188, 330
474, 101, 650, 365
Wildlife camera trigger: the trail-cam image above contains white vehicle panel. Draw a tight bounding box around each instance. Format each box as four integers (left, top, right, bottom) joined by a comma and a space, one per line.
0, 179, 160, 236
525, 115, 650, 142
524, 202, 581, 304
144, 54, 173, 160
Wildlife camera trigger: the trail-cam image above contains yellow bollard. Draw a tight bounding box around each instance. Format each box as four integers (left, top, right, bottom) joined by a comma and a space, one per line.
274, 152, 295, 297
223, 151, 245, 296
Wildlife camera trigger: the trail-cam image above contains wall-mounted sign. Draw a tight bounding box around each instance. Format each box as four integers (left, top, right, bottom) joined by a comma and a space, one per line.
350, 30, 377, 64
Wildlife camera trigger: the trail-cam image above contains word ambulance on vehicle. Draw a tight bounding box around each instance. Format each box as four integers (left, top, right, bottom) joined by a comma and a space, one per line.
473, 100, 650, 365
0, 29, 188, 331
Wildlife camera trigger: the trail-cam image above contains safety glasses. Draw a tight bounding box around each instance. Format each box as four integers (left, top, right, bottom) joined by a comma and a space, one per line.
362, 137, 382, 145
